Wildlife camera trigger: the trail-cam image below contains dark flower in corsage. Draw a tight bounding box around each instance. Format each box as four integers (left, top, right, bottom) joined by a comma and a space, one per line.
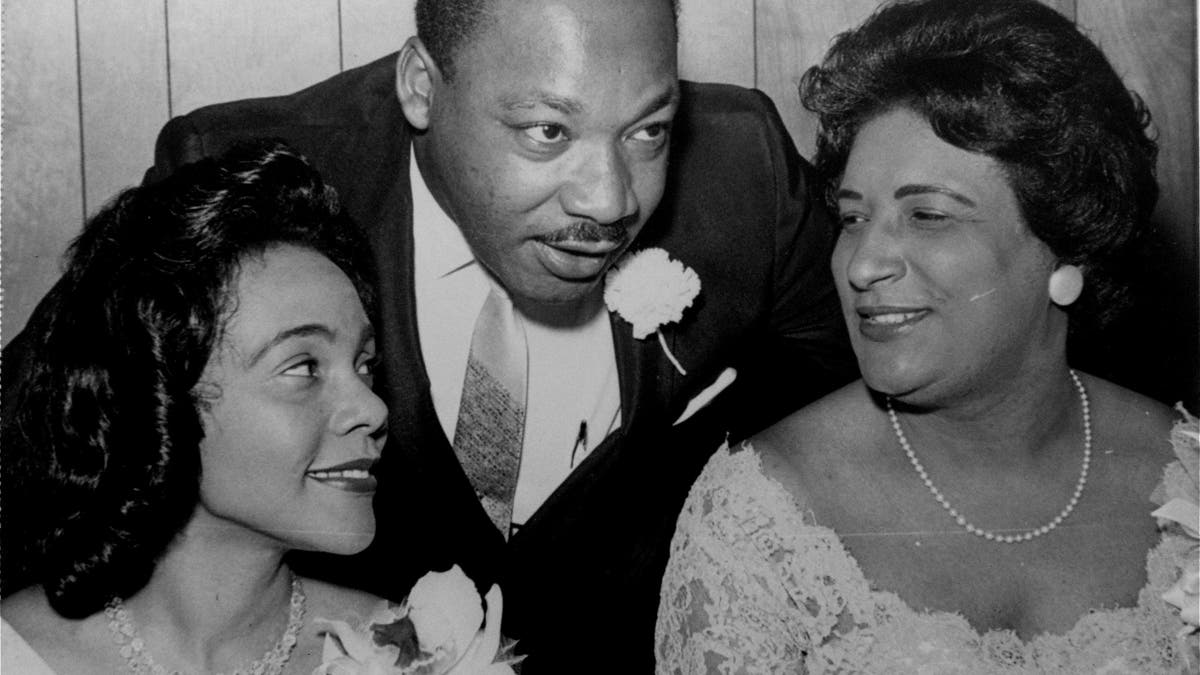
313, 565, 518, 675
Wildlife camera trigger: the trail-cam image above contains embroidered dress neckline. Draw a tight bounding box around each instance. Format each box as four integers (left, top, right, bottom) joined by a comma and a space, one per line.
734, 441, 1169, 646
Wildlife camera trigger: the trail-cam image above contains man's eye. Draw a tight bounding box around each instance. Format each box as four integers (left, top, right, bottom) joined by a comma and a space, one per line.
282, 360, 318, 378
631, 123, 670, 144
521, 124, 568, 145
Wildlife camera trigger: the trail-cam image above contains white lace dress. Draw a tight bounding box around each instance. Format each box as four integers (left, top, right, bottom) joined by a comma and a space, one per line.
655, 434, 1196, 674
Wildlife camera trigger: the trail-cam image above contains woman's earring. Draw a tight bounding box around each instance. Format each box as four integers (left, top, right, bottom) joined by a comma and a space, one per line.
1048, 264, 1084, 306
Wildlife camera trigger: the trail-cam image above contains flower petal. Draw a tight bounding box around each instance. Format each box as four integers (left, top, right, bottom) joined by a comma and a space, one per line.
1152, 499, 1200, 538
445, 585, 513, 675
604, 248, 701, 340
407, 565, 484, 657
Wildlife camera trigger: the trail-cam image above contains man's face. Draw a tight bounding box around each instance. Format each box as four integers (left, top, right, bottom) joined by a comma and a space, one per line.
411, 0, 679, 306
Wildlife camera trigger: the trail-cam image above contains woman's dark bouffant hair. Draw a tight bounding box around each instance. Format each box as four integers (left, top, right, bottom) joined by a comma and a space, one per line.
800, 0, 1159, 331
13, 140, 375, 618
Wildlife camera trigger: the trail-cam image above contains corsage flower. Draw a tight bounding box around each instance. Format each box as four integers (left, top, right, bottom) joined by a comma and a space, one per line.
313, 565, 518, 675
604, 247, 700, 375
1151, 406, 1199, 639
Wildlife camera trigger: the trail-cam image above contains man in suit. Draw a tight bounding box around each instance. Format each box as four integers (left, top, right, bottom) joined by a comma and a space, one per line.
2, 0, 854, 670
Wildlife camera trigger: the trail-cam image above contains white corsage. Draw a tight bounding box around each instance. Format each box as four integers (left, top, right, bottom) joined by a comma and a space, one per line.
313, 565, 518, 675
604, 248, 700, 375
1151, 407, 1199, 644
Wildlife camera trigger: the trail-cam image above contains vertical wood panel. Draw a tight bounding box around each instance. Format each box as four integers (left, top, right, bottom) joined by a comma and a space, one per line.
340, 0, 416, 70
2, 0, 84, 346
1040, 0, 1076, 19
753, 0, 879, 158
167, 0, 341, 116
78, 0, 169, 215
1077, 1, 1197, 239
1077, 0, 1199, 404
678, 0, 754, 86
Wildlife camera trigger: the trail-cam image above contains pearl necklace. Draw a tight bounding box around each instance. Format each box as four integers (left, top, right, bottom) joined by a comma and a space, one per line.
104, 575, 305, 675
885, 369, 1091, 544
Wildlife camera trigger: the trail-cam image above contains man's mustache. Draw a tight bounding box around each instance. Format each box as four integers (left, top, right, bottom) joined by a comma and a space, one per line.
540, 219, 634, 245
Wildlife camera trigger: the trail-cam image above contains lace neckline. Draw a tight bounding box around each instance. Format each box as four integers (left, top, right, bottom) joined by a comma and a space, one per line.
730, 441, 1176, 647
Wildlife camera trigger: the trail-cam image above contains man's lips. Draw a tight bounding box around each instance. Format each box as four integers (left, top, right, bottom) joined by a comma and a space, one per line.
535, 239, 624, 280
541, 238, 625, 256
855, 305, 931, 340
306, 458, 378, 493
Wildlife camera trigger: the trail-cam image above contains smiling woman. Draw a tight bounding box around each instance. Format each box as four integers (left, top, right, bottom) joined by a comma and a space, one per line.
655, 0, 1197, 672
193, 243, 386, 557
0, 142, 396, 674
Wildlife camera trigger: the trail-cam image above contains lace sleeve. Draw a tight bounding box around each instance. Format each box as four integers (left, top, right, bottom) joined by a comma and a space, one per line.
655, 446, 809, 675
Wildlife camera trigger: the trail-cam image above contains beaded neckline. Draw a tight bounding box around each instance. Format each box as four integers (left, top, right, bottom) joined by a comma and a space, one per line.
104, 575, 305, 675
885, 369, 1092, 544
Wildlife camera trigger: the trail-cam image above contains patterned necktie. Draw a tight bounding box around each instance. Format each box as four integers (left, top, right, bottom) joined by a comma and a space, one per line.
453, 287, 528, 538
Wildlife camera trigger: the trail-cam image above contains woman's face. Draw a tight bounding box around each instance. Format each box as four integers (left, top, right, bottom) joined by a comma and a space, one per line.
830, 107, 1061, 404
195, 244, 387, 555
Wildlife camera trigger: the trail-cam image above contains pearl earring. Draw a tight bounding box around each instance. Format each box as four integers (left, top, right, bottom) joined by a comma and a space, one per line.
1049, 264, 1084, 306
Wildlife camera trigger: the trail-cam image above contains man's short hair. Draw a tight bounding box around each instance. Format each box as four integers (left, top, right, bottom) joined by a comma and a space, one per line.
415, 0, 680, 81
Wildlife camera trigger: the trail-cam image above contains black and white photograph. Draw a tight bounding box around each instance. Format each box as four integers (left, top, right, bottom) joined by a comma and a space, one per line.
2, 1, 1197, 673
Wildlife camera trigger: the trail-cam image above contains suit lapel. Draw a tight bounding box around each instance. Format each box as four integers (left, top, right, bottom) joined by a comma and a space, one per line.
510, 310, 669, 537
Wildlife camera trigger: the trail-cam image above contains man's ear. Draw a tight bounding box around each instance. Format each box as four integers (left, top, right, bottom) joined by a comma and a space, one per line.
396, 36, 438, 130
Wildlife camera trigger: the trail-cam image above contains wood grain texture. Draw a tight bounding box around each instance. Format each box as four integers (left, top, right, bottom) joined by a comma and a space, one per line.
753, 0, 879, 158
166, 0, 341, 116
1078, 1, 1197, 242
1041, 0, 1076, 19
678, 0, 754, 87
340, 0, 415, 69
2, 0, 84, 346
78, 0, 169, 215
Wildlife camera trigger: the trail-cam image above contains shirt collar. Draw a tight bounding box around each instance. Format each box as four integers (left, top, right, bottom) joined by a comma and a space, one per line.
411, 151, 476, 282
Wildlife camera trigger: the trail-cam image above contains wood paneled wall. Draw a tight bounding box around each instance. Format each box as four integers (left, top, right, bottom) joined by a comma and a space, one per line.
3, 0, 1196, 404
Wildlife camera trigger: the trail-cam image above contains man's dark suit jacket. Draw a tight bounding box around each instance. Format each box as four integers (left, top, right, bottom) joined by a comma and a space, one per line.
1, 53, 854, 672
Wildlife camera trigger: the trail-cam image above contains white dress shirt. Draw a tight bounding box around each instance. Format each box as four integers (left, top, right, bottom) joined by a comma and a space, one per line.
410, 154, 622, 526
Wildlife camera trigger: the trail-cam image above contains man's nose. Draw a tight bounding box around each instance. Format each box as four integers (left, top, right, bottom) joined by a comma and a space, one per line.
559, 143, 638, 225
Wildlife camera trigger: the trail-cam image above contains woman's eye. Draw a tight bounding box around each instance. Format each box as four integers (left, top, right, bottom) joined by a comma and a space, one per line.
356, 356, 378, 379
521, 124, 569, 146
838, 212, 868, 232
909, 209, 951, 227
282, 360, 318, 378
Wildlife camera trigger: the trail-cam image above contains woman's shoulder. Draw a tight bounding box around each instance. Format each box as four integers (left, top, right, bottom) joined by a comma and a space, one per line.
297, 576, 387, 621
1082, 373, 1178, 458
748, 380, 879, 507
1, 587, 115, 673
2, 587, 69, 643
1077, 373, 1183, 506
2, 610, 58, 675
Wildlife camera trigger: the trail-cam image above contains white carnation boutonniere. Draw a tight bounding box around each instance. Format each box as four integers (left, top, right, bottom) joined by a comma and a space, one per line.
313, 565, 519, 675
604, 248, 701, 375
1151, 406, 1199, 647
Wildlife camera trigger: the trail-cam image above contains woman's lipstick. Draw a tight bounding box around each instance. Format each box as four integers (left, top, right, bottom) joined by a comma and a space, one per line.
306, 458, 378, 493
856, 306, 930, 341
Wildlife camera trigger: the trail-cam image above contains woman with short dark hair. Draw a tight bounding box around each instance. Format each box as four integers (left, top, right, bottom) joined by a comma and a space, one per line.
656, 1, 1196, 671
